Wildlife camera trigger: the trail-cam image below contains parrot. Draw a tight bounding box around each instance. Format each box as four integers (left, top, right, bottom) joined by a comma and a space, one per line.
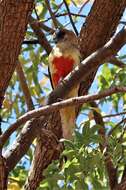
48, 29, 81, 139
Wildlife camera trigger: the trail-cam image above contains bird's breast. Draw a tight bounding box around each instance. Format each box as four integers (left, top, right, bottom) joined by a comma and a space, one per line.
52, 56, 75, 87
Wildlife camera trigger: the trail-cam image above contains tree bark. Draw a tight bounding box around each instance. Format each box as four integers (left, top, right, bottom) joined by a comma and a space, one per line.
0, 0, 34, 106
0, 1, 34, 189
79, 0, 126, 95
24, 129, 62, 190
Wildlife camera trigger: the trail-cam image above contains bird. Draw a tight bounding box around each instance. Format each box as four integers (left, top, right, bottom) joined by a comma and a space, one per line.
48, 28, 81, 139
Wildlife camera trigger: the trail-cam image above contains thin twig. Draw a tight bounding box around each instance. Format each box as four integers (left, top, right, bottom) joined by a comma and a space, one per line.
54, 2, 64, 15
43, 12, 86, 23
45, 0, 59, 28
108, 118, 126, 136
58, 12, 86, 18
78, 0, 90, 15
120, 20, 126, 25
22, 40, 39, 44
108, 57, 126, 68
103, 111, 126, 118
63, 0, 78, 35
34, 7, 40, 20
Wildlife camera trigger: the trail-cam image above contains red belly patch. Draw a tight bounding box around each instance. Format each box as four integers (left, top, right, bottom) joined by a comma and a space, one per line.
52, 56, 75, 86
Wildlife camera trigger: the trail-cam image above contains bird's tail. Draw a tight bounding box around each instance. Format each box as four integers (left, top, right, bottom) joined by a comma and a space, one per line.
60, 106, 76, 139
60, 87, 78, 139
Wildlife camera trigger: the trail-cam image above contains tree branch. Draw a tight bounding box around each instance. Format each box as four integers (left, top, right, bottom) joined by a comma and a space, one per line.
4, 118, 46, 172
0, 1, 35, 189
63, 0, 78, 35
29, 16, 52, 55
45, 0, 59, 29
43, 13, 86, 23
108, 57, 126, 68
1, 86, 126, 148
103, 111, 126, 118
16, 61, 34, 111
78, 0, 126, 97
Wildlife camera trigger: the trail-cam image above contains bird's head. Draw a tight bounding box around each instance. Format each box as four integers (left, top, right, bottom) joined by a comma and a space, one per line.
53, 29, 78, 48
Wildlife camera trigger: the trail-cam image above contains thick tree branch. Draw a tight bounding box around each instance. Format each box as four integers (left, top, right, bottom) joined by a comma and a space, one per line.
1, 86, 126, 147
24, 129, 61, 190
4, 118, 46, 172
79, 0, 126, 96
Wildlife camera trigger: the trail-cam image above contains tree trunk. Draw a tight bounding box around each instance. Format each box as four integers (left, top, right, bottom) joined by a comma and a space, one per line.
0, 1, 34, 189
0, 0, 34, 106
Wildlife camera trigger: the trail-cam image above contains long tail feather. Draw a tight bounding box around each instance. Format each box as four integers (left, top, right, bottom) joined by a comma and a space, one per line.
60, 87, 78, 139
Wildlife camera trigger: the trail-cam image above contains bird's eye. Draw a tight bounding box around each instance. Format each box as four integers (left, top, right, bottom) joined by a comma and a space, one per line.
56, 30, 65, 40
